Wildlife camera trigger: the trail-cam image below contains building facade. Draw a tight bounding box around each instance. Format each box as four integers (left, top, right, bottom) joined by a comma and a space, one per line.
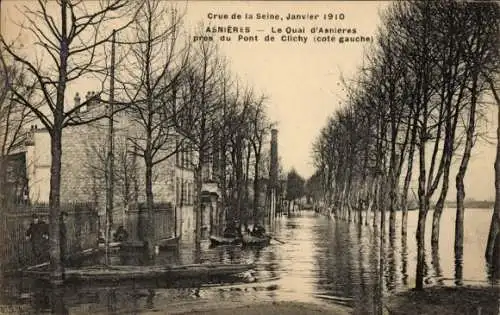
20, 92, 200, 240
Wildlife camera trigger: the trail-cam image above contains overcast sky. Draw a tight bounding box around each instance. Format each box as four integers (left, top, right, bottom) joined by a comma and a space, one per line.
182, 1, 387, 178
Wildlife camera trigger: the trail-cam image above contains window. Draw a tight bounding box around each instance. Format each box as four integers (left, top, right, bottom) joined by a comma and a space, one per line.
176, 177, 180, 205
181, 149, 185, 169
181, 181, 185, 205
175, 139, 180, 166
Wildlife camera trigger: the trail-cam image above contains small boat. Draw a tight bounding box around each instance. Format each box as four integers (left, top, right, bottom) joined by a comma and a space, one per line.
157, 235, 180, 249
209, 235, 242, 246
23, 263, 256, 282
119, 240, 147, 250
241, 234, 271, 247
98, 241, 122, 249
101, 237, 179, 251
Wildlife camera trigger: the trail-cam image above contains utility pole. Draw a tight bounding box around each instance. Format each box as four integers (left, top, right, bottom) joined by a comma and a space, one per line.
269, 129, 278, 227
105, 30, 116, 265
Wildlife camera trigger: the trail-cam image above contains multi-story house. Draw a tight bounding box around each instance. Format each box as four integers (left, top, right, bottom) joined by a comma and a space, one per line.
21, 92, 200, 242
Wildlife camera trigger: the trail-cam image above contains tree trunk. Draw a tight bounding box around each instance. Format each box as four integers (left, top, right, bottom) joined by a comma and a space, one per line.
235, 136, 244, 229
372, 177, 379, 228
244, 141, 251, 225
49, 129, 63, 283
389, 161, 397, 237
402, 120, 417, 237
346, 165, 353, 222
455, 73, 478, 256
486, 83, 500, 262
47, 0, 69, 284
389, 106, 398, 237
432, 160, 450, 245
416, 131, 428, 290
144, 154, 155, 257
219, 139, 227, 234
253, 152, 261, 224
0, 159, 6, 206
194, 164, 203, 263
432, 105, 458, 245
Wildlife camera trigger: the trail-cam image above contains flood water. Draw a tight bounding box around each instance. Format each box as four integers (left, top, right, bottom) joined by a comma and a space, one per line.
0, 208, 497, 314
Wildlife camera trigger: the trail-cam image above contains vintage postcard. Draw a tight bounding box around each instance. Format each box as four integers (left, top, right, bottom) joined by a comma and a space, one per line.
0, 1, 498, 314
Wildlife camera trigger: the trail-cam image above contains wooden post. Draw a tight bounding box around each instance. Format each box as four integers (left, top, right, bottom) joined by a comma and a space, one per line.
105, 30, 116, 265
269, 129, 278, 227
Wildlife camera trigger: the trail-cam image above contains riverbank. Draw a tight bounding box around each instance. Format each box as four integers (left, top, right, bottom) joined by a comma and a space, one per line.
385, 286, 500, 315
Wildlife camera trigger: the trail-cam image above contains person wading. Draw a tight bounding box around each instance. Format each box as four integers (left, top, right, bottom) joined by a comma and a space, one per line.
25, 214, 49, 265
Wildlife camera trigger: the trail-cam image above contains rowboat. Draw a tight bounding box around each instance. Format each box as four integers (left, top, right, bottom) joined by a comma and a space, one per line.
241, 234, 272, 247
157, 235, 180, 249
118, 240, 146, 250
22, 263, 256, 282
99, 237, 180, 251
98, 241, 122, 249
209, 235, 242, 246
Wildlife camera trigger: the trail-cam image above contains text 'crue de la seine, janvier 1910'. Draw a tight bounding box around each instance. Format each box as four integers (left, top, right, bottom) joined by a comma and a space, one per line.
194, 11, 373, 44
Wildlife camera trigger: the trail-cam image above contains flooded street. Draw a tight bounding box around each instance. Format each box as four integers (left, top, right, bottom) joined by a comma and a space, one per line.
0, 208, 496, 314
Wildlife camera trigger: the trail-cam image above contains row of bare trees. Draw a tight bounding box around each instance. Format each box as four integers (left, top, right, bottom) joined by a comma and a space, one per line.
0, 0, 272, 281
312, 1, 499, 290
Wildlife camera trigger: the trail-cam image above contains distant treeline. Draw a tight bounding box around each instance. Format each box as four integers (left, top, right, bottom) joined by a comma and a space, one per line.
444, 200, 494, 209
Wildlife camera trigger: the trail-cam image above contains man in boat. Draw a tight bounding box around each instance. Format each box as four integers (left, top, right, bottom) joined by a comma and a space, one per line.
251, 223, 266, 238
25, 214, 49, 264
244, 222, 251, 234
223, 221, 241, 238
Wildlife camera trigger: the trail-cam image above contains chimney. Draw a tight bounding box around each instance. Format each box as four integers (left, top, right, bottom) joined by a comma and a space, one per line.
74, 92, 80, 106
74, 92, 83, 112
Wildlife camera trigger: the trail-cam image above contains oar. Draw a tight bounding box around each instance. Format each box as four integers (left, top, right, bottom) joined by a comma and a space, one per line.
270, 236, 285, 244
24, 261, 49, 271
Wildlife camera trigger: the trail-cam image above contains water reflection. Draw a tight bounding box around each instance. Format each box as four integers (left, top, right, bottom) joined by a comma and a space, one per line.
431, 244, 444, 285
401, 235, 408, 286
0, 208, 497, 314
385, 232, 397, 293
145, 289, 155, 310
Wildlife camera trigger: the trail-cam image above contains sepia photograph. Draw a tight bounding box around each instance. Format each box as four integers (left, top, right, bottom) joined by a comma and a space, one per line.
0, 0, 499, 314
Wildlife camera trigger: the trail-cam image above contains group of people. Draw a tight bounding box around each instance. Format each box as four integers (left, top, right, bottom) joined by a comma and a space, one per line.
222, 221, 267, 238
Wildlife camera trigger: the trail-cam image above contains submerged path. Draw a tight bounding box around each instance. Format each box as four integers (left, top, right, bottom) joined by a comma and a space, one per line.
0, 209, 495, 314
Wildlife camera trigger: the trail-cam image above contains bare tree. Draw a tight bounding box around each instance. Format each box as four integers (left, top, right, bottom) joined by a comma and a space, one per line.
118, 0, 189, 256
175, 36, 224, 256
248, 96, 271, 224
0, 0, 136, 281
454, 2, 499, 261
486, 75, 500, 265
83, 135, 138, 227
0, 52, 37, 206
